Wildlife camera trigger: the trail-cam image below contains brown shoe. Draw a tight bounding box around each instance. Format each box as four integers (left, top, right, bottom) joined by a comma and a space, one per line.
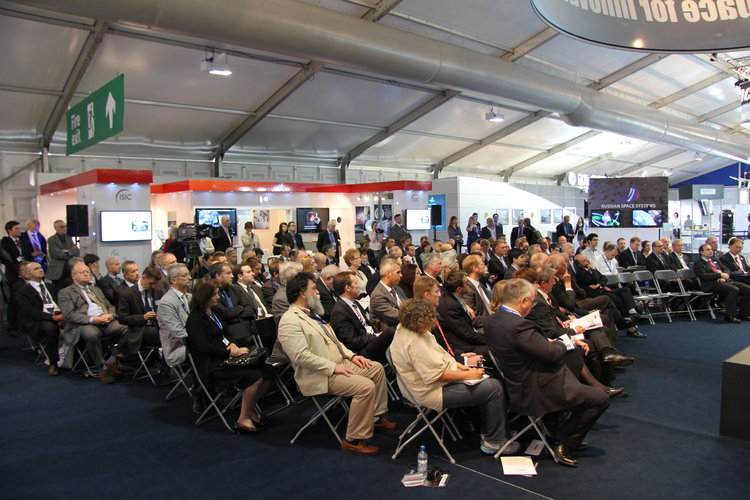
48, 364, 59, 376
99, 369, 115, 384
374, 417, 397, 433
341, 439, 379, 456
104, 360, 123, 376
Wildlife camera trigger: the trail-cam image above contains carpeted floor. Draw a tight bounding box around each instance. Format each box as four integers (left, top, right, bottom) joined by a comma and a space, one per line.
2, 315, 749, 499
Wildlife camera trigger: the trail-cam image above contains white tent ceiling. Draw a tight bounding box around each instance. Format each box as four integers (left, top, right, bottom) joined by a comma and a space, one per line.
0, 0, 748, 186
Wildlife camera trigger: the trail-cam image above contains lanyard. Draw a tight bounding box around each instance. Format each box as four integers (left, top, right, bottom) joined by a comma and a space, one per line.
500, 305, 522, 317
206, 311, 223, 331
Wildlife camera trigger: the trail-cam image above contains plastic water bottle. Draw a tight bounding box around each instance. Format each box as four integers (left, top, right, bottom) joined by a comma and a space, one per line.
417, 445, 428, 474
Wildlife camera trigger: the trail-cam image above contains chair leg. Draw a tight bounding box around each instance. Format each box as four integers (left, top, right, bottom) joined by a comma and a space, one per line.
391, 409, 457, 464
290, 396, 347, 445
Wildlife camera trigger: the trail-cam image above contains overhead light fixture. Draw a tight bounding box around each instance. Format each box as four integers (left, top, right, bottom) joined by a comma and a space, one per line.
693, 152, 705, 161
485, 107, 505, 123
201, 50, 232, 76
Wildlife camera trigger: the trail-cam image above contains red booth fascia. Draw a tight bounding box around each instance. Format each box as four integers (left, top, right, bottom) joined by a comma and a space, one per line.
150, 179, 432, 194
40, 169, 154, 195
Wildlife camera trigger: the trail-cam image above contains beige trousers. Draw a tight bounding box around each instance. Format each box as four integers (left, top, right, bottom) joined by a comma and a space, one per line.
328, 360, 388, 440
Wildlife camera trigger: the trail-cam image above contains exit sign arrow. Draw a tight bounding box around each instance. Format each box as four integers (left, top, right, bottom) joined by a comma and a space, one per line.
105, 92, 116, 128
66, 74, 124, 155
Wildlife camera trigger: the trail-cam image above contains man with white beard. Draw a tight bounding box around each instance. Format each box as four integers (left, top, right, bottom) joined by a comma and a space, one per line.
278, 272, 395, 456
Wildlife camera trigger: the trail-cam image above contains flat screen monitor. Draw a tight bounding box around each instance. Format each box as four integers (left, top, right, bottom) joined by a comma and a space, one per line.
100, 210, 152, 242
195, 208, 237, 235
590, 209, 621, 227
296, 207, 329, 233
405, 208, 431, 230
632, 209, 663, 227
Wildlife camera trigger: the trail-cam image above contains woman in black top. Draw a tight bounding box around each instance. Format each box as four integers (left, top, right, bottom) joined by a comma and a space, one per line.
272, 222, 289, 255
186, 279, 273, 433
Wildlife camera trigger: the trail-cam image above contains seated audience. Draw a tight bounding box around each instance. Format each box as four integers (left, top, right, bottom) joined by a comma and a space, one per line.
186, 279, 273, 434
116, 265, 163, 354
97, 258, 123, 304
485, 278, 610, 468
58, 261, 128, 383
278, 272, 395, 456
436, 270, 489, 357
390, 298, 519, 455
369, 260, 407, 328
693, 243, 750, 323
316, 265, 340, 321
261, 259, 282, 309
330, 271, 394, 363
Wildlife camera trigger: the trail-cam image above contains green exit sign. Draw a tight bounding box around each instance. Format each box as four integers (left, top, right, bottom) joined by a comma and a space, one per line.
66, 74, 124, 155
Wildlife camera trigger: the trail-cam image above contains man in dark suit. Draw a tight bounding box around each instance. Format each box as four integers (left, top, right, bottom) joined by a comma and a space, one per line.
211, 215, 234, 253
616, 237, 644, 268
510, 219, 528, 248
232, 261, 275, 351
646, 240, 677, 290
1, 220, 30, 286
287, 222, 305, 251
261, 259, 282, 309
719, 237, 750, 284
330, 271, 394, 363
316, 220, 342, 265
209, 262, 256, 344
693, 243, 750, 323
670, 239, 692, 271
480, 217, 502, 240
436, 270, 489, 357
484, 278, 610, 467
388, 213, 410, 247
487, 240, 510, 281
462, 255, 493, 330
20, 218, 47, 271
116, 265, 163, 354
555, 215, 574, 242
316, 265, 339, 321
16, 261, 63, 375
97, 257, 123, 304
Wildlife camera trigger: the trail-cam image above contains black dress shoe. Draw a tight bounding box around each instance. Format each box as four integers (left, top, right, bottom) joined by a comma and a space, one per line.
725, 316, 742, 324
552, 443, 578, 467
570, 441, 589, 452
602, 352, 634, 366
627, 328, 647, 338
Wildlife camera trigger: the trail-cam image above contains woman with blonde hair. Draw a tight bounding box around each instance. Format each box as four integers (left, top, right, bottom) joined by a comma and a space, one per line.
343, 248, 367, 290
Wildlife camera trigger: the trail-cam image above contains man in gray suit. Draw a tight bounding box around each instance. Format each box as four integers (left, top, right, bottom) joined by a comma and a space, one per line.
156, 263, 191, 368
369, 260, 406, 328
58, 261, 128, 383
47, 220, 80, 289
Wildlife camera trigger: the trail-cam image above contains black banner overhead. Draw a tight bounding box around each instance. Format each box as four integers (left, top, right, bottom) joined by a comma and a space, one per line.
531, 0, 750, 53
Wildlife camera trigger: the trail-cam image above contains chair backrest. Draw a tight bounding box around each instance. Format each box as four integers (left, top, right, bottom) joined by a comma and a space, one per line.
633, 270, 654, 282
385, 348, 424, 409
677, 268, 696, 280
626, 265, 647, 272
618, 272, 636, 284
653, 269, 676, 294
605, 273, 620, 286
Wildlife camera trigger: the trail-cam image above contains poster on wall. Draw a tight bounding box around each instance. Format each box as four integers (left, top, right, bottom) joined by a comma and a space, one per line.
553, 209, 563, 223
253, 210, 270, 230
496, 209, 509, 226
512, 209, 524, 223
540, 209, 551, 224
355, 206, 370, 233
375, 204, 393, 233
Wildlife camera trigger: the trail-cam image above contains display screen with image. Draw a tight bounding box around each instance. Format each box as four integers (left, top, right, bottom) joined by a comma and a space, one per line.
100, 210, 152, 242
405, 208, 431, 230
195, 208, 238, 235
588, 177, 667, 228
296, 207, 330, 232
632, 209, 663, 227
591, 209, 622, 227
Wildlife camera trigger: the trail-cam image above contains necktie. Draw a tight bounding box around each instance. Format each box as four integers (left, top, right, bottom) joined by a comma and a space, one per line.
39, 282, 52, 304
13, 238, 21, 252
435, 320, 455, 357
180, 293, 190, 313
310, 312, 346, 360
708, 260, 720, 273
247, 285, 267, 316
351, 302, 367, 327
329, 231, 335, 246
31, 235, 40, 252
736, 255, 745, 272
143, 290, 153, 311
221, 289, 234, 308
84, 286, 107, 312
390, 288, 400, 307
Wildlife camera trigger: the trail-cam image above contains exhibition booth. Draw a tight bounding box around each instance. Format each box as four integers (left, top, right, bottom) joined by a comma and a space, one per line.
36, 169, 433, 263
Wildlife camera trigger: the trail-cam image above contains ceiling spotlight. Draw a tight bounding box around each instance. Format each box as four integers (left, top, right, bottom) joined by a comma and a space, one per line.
485, 107, 505, 122
201, 50, 232, 76
693, 152, 705, 161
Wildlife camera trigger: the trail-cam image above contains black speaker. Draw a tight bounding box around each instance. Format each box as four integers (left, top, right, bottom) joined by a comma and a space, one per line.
66, 204, 89, 237
430, 204, 442, 226
721, 209, 734, 244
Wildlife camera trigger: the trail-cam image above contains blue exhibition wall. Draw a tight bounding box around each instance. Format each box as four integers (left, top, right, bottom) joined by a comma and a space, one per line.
670, 162, 750, 188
